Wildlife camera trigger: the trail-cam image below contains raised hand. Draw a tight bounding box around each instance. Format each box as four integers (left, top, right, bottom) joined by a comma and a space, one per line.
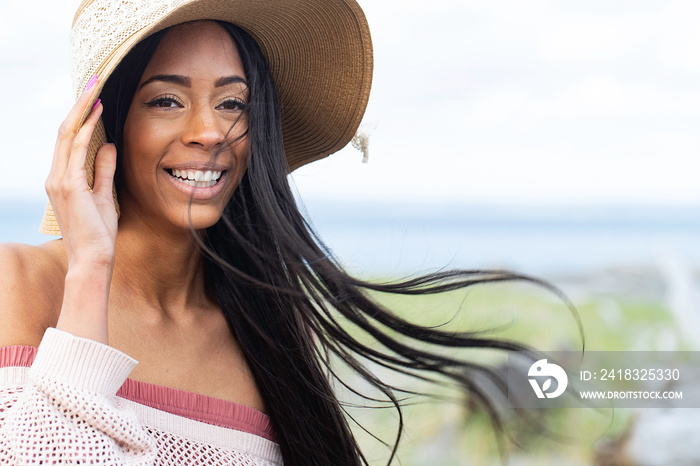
45, 75, 118, 344
45, 75, 118, 268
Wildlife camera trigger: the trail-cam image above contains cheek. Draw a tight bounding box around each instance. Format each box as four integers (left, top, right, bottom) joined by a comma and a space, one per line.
120, 118, 166, 196
230, 133, 250, 183
122, 115, 170, 171
122, 111, 145, 160
121, 120, 145, 179
233, 119, 250, 160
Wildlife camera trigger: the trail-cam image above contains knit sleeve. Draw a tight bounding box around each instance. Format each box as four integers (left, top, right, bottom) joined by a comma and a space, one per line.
0, 328, 157, 465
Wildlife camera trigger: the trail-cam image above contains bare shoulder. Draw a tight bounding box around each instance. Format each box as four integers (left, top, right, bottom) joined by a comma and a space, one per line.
0, 240, 67, 347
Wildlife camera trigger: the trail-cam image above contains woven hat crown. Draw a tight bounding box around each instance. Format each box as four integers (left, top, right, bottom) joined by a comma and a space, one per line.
39, 0, 372, 235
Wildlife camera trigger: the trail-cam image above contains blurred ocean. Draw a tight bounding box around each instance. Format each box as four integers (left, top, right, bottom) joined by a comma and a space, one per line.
3, 198, 700, 277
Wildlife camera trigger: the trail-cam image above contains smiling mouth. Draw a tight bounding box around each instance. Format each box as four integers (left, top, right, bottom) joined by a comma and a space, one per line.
166, 168, 226, 188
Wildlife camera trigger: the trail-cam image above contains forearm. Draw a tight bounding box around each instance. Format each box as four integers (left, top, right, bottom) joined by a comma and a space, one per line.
56, 261, 113, 344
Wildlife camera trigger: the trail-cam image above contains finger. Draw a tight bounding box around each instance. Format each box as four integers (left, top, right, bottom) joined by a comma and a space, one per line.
92, 142, 117, 200
47, 95, 103, 254
51, 75, 101, 179
66, 100, 104, 183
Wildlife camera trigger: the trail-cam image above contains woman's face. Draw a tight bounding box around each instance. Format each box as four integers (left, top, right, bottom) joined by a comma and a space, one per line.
121, 21, 249, 232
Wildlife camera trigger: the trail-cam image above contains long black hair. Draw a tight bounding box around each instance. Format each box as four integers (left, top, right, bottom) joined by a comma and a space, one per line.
101, 20, 582, 466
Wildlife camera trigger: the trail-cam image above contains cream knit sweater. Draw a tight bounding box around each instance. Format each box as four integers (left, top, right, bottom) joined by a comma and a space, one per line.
0, 328, 283, 465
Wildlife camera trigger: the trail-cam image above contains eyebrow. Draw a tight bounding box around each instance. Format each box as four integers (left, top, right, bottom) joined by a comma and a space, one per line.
138, 74, 248, 90
214, 76, 247, 87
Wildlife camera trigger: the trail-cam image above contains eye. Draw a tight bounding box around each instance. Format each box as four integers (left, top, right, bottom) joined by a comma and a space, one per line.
216, 98, 247, 111
146, 95, 183, 108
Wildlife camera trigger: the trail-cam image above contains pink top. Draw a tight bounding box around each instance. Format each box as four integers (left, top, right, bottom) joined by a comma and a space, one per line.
0, 344, 276, 442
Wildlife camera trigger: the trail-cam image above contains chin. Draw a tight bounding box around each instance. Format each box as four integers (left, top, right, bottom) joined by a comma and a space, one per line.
174, 206, 225, 231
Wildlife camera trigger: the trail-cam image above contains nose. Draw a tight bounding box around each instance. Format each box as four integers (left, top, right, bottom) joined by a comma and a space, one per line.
181, 103, 225, 151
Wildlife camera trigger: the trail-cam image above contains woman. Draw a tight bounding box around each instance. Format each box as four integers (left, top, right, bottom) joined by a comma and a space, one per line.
0, 1, 553, 465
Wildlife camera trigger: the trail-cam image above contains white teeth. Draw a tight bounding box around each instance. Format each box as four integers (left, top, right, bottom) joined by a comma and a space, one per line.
169, 169, 223, 186
169, 169, 222, 188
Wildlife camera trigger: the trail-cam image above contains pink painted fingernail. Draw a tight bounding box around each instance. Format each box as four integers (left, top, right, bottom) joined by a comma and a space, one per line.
85, 74, 98, 92
91, 99, 101, 111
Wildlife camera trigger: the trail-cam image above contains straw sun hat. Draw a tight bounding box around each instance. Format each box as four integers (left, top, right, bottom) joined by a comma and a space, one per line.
39, 0, 373, 235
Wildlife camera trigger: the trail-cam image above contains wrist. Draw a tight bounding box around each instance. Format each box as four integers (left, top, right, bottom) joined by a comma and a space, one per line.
67, 258, 114, 278
57, 260, 113, 344
70, 251, 116, 270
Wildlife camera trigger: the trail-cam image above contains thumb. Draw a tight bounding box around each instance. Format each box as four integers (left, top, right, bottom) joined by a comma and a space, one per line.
92, 142, 118, 200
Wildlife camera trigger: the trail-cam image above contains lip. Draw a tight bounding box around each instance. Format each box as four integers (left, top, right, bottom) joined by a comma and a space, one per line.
163, 168, 229, 200
166, 164, 229, 172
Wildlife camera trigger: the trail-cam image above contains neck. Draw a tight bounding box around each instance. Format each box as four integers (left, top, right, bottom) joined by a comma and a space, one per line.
111, 210, 211, 321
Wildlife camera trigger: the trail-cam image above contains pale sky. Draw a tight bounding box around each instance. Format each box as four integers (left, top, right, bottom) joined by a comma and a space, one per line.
2, 0, 700, 204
